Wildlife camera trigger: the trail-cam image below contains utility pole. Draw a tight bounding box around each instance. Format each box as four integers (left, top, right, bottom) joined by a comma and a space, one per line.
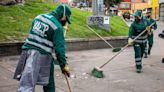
87, 0, 110, 31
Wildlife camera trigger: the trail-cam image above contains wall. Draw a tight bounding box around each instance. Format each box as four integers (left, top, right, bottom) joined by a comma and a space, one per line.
159, 0, 164, 3
159, 1, 164, 21
0, 37, 128, 56
152, 0, 159, 19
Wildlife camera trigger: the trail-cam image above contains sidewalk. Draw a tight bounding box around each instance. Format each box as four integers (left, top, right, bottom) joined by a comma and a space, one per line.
0, 22, 164, 92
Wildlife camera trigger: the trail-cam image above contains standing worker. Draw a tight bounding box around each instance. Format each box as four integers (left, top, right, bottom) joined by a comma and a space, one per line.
14, 4, 72, 92
128, 11, 150, 73
144, 11, 157, 58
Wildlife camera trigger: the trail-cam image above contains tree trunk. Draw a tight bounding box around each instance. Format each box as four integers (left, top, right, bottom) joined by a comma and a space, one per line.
0, 0, 16, 5
104, 0, 110, 15
15, 0, 24, 3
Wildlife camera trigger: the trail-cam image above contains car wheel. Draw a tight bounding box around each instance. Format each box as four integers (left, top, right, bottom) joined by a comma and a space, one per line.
162, 58, 164, 63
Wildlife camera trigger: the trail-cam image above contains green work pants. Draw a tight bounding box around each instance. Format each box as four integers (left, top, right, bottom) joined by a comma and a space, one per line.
145, 33, 154, 55
133, 42, 146, 69
147, 33, 154, 53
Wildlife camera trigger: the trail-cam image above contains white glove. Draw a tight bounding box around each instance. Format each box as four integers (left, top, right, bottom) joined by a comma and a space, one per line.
146, 26, 151, 33
151, 29, 155, 32
128, 38, 134, 45
62, 64, 70, 77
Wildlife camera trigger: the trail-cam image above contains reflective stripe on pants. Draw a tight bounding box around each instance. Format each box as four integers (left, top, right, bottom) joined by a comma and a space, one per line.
133, 42, 146, 69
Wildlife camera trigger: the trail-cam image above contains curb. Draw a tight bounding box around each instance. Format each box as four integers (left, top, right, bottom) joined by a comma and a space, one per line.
0, 36, 128, 56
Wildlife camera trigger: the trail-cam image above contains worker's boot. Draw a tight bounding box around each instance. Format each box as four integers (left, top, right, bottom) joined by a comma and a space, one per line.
136, 61, 142, 73
136, 66, 142, 73
148, 46, 152, 55
148, 49, 151, 55
136, 69, 142, 73
144, 53, 148, 58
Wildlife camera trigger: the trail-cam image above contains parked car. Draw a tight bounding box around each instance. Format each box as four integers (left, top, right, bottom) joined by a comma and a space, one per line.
162, 58, 164, 63
77, 2, 86, 8
122, 12, 130, 19
130, 14, 134, 21
158, 30, 164, 38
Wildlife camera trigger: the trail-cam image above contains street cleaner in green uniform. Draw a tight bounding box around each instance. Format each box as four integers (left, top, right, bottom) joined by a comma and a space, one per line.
128, 11, 150, 73
144, 11, 157, 58
14, 4, 72, 92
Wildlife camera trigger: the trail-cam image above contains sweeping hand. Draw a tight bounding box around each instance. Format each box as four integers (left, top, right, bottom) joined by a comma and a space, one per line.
146, 26, 151, 33
62, 64, 70, 77
151, 26, 154, 29
151, 29, 155, 32
128, 38, 134, 45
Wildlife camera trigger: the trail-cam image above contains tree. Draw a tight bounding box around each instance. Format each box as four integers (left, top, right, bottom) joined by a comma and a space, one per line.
104, 0, 120, 15
0, 0, 24, 5
0, 0, 16, 5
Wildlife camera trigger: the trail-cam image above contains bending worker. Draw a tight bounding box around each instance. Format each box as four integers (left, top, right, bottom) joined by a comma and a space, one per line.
14, 4, 72, 92
144, 11, 157, 58
128, 11, 150, 73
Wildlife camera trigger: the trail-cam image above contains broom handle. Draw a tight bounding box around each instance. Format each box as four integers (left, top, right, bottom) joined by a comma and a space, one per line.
64, 23, 68, 37
64, 30, 67, 37
64, 73, 72, 92
132, 22, 155, 41
87, 25, 114, 49
100, 44, 128, 68
63, 23, 72, 92
100, 22, 155, 68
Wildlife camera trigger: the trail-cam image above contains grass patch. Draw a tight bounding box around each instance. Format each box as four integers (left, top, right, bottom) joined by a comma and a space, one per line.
0, 1, 129, 42
110, 16, 129, 36
66, 15, 129, 38
0, 1, 56, 42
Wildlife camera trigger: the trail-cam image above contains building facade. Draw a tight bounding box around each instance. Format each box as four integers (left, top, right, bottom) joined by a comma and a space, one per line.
53, 0, 68, 3
118, 0, 131, 15
117, 0, 150, 15
159, 0, 164, 21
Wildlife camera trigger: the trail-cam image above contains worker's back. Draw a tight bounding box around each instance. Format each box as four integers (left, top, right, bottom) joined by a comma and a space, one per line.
22, 13, 64, 55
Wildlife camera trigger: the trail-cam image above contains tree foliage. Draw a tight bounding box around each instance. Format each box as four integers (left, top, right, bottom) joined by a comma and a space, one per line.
104, 0, 120, 15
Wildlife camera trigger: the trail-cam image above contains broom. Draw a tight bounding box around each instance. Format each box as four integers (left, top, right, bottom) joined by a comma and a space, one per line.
64, 23, 68, 37
64, 24, 73, 92
64, 73, 72, 92
87, 25, 121, 52
91, 22, 155, 78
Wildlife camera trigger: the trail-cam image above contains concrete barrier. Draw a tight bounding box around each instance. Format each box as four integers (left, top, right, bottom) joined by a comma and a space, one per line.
0, 36, 128, 56
66, 36, 128, 51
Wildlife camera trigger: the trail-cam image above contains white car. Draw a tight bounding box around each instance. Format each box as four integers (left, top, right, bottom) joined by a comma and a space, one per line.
77, 2, 86, 8
130, 14, 134, 22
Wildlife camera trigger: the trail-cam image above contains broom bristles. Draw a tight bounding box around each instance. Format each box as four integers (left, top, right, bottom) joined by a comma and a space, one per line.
91, 66, 104, 78
112, 48, 121, 52
94, 66, 102, 71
